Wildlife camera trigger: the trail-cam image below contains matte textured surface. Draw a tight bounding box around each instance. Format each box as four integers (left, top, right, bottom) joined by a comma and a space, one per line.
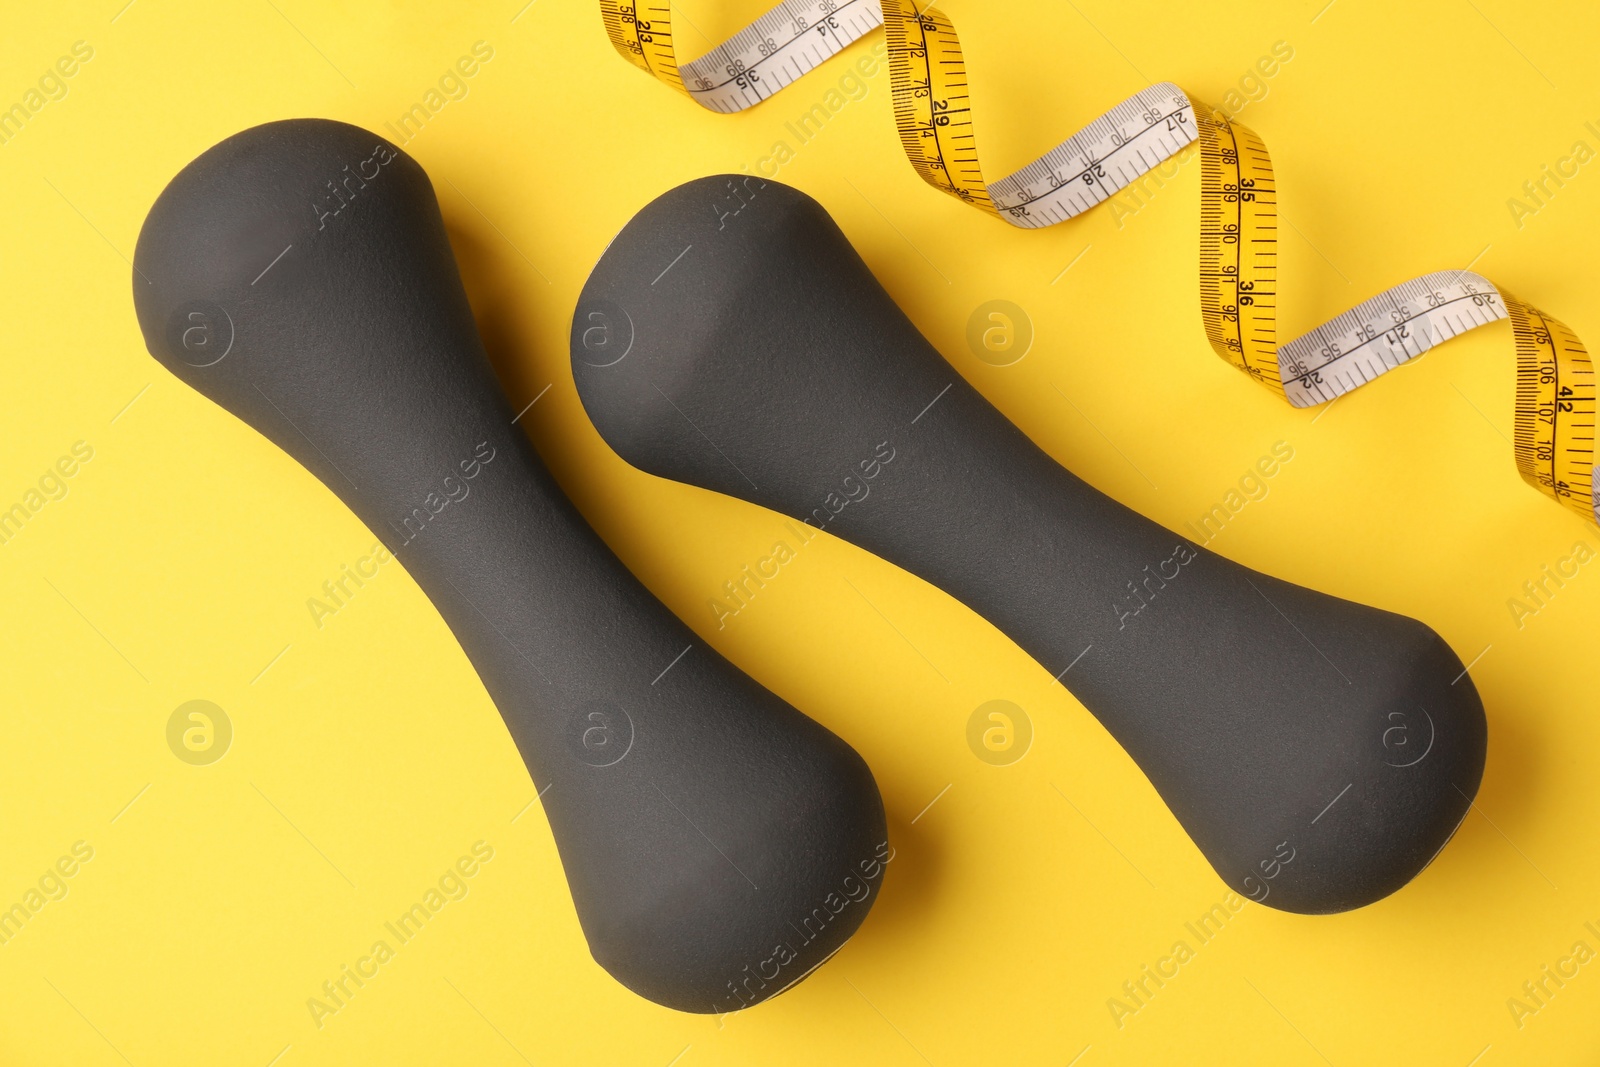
571, 175, 1488, 914
130, 124, 887, 1013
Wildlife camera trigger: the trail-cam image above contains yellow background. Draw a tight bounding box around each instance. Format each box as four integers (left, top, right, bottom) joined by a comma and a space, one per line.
2, 0, 1597, 1063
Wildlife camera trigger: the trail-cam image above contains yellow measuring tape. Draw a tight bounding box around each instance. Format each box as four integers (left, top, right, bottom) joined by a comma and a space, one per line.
599, 0, 1598, 525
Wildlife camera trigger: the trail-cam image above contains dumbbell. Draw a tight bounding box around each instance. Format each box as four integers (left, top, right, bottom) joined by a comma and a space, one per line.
570, 175, 1487, 914
131, 123, 887, 1013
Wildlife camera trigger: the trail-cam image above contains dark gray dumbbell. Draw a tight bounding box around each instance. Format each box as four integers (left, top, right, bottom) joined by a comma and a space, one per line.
570, 175, 1486, 914
131, 125, 887, 1013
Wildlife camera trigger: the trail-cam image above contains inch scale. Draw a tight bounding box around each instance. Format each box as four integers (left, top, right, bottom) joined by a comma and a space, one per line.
1198, 107, 1280, 390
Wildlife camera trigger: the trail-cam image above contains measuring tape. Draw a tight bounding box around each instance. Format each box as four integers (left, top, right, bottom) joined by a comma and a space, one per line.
599, 0, 1599, 524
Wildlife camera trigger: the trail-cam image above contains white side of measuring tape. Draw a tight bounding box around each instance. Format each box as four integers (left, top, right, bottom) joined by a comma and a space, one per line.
1277, 271, 1507, 407
984, 84, 1197, 227
678, 0, 884, 112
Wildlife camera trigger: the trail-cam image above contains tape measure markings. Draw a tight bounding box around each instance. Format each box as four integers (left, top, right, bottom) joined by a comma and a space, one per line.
681, 0, 883, 111
883, 2, 995, 213
1198, 105, 1281, 388
1509, 300, 1596, 518
1278, 272, 1506, 405
986, 87, 1198, 225
602, 0, 883, 113
599, 0, 1600, 525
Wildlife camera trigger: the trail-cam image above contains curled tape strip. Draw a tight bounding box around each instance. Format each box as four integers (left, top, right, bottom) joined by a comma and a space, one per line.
599, 0, 1598, 525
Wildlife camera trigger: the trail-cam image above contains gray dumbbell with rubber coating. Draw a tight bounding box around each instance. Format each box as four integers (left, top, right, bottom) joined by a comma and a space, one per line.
570, 174, 1487, 915
131, 123, 888, 1013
